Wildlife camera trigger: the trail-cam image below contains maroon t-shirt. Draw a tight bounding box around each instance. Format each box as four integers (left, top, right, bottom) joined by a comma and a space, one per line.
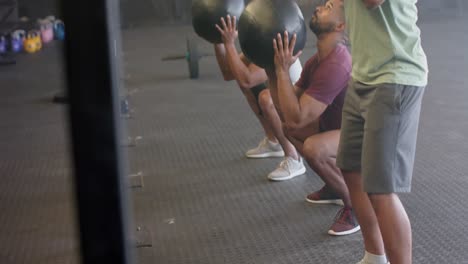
295, 44, 351, 131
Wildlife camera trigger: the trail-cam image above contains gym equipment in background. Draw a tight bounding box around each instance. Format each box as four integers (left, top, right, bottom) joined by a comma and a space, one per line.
161, 38, 214, 79
39, 19, 54, 43
23, 30, 42, 53
53, 20, 65, 40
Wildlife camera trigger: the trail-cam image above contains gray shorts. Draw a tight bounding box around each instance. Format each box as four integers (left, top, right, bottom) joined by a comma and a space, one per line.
336, 80, 425, 193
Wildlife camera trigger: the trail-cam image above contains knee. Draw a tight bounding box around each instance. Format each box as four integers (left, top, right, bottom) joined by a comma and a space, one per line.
303, 138, 326, 168
368, 193, 397, 215
258, 90, 274, 113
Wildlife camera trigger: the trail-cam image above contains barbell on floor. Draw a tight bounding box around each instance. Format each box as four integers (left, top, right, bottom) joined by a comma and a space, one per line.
161, 38, 213, 79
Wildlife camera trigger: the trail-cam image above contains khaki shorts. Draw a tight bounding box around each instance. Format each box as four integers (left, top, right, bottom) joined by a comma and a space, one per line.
336, 79, 425, 193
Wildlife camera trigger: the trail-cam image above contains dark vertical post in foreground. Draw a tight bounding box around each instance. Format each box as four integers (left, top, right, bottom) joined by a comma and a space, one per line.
61, 1, 134, 263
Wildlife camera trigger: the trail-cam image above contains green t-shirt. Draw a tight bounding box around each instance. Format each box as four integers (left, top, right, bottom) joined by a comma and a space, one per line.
344, 0, 428, 86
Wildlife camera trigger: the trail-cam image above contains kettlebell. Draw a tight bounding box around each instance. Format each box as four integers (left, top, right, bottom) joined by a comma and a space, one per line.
10, 36, 22, 53
0, 35, 7, 54
39, 19, 54, 43
12, 29, 26, 42
24, 30, 42, 53
11, 30, 26, 52
53, 20, 65, 40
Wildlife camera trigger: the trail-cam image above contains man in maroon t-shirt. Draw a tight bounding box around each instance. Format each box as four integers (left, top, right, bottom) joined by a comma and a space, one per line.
271, 0, 359, 236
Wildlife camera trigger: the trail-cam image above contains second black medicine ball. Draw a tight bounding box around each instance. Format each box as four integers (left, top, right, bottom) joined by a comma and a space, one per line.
192, 0, 245, 44
238, 0, 307, 69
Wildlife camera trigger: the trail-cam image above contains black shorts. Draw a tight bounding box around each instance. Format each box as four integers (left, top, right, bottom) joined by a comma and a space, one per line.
250, 82, 268, 115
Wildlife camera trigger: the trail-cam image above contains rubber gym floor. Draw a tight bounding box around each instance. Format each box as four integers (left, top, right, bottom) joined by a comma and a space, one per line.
0, 8, 467, 264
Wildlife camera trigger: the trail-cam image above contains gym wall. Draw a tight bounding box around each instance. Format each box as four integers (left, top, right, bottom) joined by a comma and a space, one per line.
120, 0, 462, 28
18, 0, 60, 20
14, 0, 464, 28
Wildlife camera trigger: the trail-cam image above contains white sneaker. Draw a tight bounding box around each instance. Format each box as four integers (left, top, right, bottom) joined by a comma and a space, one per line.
356, 258, 390, 264
267, 156, 306, 181
245, 137, 284, 158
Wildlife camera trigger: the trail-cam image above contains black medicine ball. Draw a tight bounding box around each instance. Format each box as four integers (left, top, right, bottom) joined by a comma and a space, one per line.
238, 0, 306, 69
192, 0, 245, 44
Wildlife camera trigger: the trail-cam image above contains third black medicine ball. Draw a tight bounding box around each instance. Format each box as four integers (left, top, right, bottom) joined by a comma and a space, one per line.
238, 0, 306, 69
192, 0, 245, 44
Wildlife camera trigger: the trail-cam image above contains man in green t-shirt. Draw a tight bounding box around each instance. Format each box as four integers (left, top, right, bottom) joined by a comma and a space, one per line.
336, 0, 428, 263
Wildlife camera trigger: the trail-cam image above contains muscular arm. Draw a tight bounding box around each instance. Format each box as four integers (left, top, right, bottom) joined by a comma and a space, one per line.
214, 44, 234, 81
362, 0, 385, 9
214, 43, 267, 88
224, 43, 267, 89
215, 15, 267, 89
276, 69, 327, 130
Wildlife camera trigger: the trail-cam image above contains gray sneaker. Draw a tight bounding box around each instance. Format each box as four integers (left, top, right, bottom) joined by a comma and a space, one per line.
245, 137, 284, 158
267, 156, 306, 181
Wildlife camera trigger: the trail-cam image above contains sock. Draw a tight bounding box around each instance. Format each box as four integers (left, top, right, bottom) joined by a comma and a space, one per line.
363, 251, 388, 264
